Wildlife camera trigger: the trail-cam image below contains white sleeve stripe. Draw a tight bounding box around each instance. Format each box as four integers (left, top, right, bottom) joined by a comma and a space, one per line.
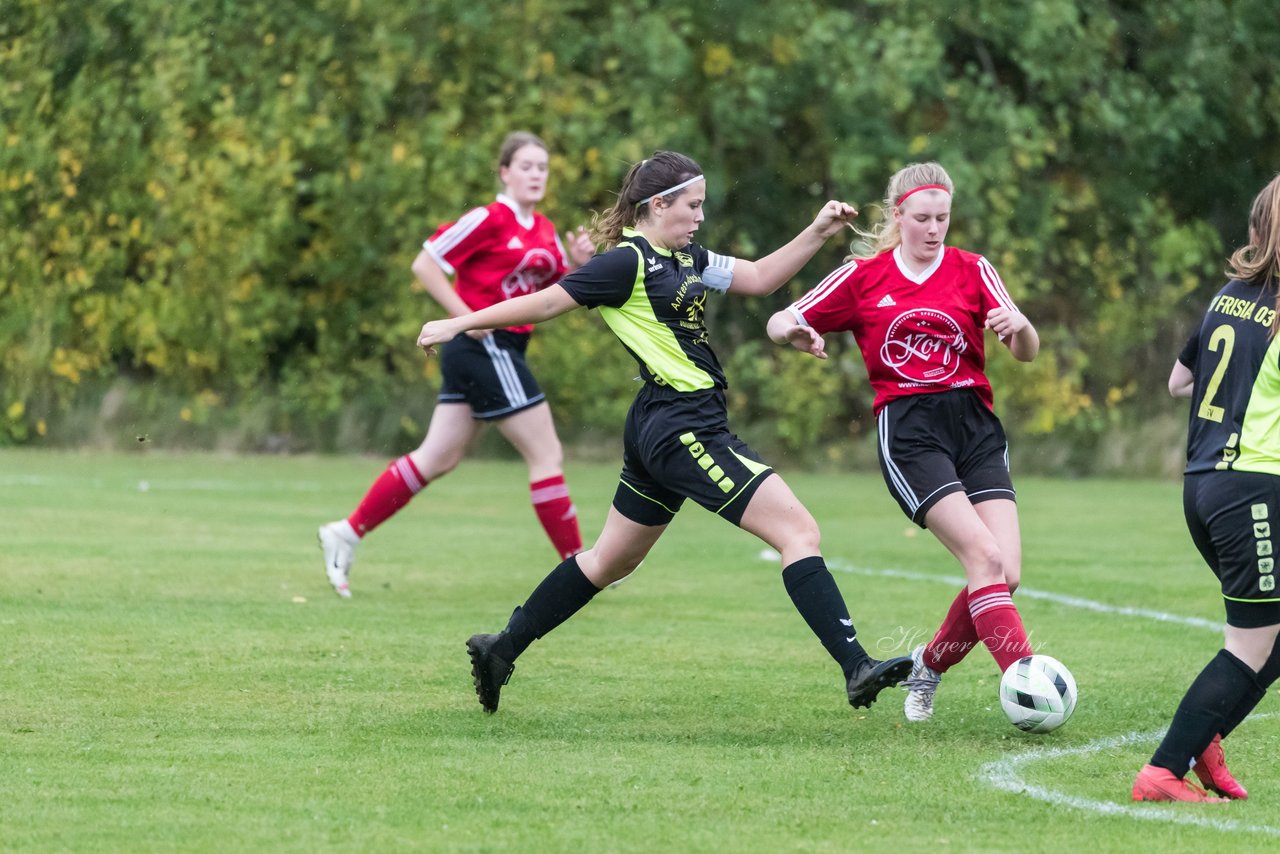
707, 251, 735, 269
426, 207, 490, 259
978, 257, 1014, 307
977, 257, 1016, 312
792, 260, 858, 315
786, 306, 808, 327
423, 242, 455, 276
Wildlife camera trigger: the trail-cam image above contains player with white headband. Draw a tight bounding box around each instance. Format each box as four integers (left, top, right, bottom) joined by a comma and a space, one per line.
418, 150, 913, 717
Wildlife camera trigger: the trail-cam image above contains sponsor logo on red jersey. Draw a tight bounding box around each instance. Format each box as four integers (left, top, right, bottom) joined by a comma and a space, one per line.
879, 309, 969, 383
500, 248, 560, 298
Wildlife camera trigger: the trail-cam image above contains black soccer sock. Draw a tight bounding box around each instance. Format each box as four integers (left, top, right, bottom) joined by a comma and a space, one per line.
1219, 680, 1266, 740
1150, 649, 1260, 775
1221, 635, 1280, 737
496, 556, 602, 661
782, 556, 870, 679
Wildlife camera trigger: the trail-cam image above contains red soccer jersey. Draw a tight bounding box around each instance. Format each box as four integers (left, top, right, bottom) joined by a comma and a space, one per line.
423, 194, 570, 334
787, 246, 1018, 414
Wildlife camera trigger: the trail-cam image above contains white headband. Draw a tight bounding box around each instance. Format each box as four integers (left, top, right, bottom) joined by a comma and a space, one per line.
639, 175, 705, 206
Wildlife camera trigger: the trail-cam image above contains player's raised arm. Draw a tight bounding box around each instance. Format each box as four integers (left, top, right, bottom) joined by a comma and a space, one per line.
729, 201, 857, 297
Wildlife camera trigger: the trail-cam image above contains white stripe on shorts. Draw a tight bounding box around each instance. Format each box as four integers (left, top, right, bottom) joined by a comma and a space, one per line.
877, 407, 919, 514
482, 335, 528, 408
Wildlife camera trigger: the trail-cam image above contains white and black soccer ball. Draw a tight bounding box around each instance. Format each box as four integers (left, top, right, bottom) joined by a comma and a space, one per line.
998, 654, 1077, 733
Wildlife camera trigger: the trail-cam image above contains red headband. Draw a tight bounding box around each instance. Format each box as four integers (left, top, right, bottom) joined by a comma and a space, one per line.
895, 184, 951, 207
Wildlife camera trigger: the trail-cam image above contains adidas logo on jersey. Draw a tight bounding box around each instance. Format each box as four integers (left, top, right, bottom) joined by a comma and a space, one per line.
877, 294, 896, 308
507, 236, 523, 249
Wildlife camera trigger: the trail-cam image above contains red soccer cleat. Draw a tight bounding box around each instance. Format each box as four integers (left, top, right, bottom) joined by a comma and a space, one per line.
1132, 764, 1230, 803
1192, 734, 1249, 800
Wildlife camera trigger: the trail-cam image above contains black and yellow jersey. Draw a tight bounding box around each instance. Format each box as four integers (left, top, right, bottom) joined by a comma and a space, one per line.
1181, 279, 1280, 474
559, 228, 737, 392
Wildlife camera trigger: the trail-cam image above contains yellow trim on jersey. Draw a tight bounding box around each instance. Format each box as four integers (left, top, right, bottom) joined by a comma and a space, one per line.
599, 241, 716, 393
1234, 333, 1280, 475
1223, 594, 1280, 603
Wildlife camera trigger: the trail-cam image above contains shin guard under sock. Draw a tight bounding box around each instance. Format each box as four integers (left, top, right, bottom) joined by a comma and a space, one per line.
923, 588, 980, 673
783, 556, 870, 679
968, 583, 1032, 672
1151, 649, 1260, 775
498, 556, 601, 661
1220, 636, 1280, 738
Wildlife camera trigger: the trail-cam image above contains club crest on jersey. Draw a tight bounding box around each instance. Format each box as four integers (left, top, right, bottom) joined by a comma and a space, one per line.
500, 248, 558, 297
879, 309, 968, 383
674, 251, 694, 267
647, 256, 663, 273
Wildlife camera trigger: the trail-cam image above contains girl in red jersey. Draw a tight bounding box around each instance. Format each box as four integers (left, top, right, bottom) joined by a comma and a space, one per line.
318, 132, 593, 598
766, 161, 1041, 723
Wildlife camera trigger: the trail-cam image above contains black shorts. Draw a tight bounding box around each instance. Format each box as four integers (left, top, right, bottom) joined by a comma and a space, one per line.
1184, 471, 1280, 628
437, 330, 545, 421
876, 389, 1014, 527
612, 385, 773, 527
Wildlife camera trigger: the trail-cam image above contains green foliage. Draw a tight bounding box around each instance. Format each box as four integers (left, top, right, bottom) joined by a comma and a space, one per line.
3, 0, 1279, 468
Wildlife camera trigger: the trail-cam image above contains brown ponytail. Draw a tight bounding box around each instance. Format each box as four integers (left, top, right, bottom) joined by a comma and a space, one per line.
591, 151, 703, 249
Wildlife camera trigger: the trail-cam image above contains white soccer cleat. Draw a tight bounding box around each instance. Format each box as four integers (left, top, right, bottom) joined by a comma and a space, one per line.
903, 643, 942, 722
317, 522, 357, 599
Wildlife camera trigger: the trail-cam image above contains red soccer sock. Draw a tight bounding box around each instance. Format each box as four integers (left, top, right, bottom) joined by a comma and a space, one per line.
923, 588, 980, 673
968, 582, 1032, 672
530, 474, 582, 560
347, 455, 428, 536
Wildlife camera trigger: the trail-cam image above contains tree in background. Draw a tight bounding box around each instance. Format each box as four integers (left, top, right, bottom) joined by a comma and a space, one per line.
3, 0, 1278, 471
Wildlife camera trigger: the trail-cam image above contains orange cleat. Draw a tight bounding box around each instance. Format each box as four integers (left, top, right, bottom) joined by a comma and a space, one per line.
1192, 734, 1249, 800
1132, 764, 1230, 803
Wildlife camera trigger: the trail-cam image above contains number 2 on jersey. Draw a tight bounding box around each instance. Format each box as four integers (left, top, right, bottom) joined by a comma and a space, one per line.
1197, 324, 1235, 423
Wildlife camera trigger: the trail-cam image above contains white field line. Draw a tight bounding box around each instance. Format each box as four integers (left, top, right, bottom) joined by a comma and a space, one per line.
979, 716, 1280, 837
816, 553, 1224, 633
0, 474, 323, 492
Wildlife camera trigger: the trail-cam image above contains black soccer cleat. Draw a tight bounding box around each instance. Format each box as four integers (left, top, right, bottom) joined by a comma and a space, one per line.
466, 633, 515, 714
846, 655, 914, 709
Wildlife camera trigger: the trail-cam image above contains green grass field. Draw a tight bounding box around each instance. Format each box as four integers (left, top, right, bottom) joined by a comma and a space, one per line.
2, 449, 1276, 851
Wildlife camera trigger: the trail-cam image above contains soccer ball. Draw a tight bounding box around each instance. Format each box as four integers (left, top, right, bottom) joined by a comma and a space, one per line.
998, 655, 1077, 733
